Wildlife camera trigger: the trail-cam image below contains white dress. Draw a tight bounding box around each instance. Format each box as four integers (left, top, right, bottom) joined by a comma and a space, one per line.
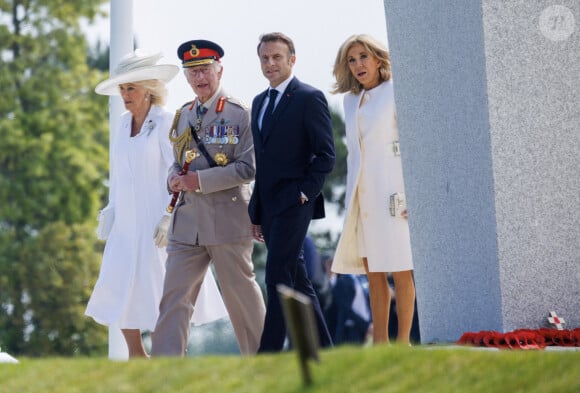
332, 81, 413, 274
86, 105, 227, 331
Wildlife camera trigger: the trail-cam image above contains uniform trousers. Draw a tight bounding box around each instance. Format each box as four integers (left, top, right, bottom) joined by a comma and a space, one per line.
151, 240, 265, 356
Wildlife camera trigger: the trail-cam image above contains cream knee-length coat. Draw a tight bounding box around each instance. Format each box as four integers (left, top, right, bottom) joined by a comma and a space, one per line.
331, 81, 413, 274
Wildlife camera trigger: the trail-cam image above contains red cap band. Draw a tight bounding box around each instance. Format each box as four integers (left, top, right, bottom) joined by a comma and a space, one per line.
183, 46, 220, 62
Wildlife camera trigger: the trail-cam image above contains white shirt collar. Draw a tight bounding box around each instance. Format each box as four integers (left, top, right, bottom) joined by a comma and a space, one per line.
269, 74, 293, 95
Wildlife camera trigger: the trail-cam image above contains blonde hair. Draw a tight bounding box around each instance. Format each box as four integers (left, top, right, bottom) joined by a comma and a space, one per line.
135, 79, 169, 107
331, 34, 391, 95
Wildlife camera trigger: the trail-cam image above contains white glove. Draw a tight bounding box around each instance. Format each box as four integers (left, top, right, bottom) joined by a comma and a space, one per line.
153, 215, 171, 248
96, 206, 115, 240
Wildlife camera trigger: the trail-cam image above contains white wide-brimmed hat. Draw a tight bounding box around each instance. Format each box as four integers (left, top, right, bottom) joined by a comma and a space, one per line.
95, 49, 179, 95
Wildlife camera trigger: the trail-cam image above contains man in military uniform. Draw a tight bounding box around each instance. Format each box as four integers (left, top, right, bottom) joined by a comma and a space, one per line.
151, 39, 265, 356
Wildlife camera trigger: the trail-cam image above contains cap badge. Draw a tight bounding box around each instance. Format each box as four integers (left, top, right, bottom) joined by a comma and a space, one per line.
189, 45, 200, 58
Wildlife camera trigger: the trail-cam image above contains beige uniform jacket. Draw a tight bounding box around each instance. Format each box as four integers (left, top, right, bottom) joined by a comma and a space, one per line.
167, 88, 255, 246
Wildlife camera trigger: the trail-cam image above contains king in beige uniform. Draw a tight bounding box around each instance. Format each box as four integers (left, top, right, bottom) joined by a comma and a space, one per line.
151, 40, 265, 356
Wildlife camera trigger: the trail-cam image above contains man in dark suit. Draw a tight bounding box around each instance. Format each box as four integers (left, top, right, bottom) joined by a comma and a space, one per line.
248, 32, 336, 352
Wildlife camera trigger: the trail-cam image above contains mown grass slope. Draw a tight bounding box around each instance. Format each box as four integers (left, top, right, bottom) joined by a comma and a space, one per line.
1, 345, 578, 393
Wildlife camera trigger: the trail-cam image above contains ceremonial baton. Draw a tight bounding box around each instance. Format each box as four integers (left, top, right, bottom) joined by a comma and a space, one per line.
167, 149, 196, 213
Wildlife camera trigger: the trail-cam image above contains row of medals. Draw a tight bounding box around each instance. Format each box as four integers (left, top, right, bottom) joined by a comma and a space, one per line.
191, 116, 229, 166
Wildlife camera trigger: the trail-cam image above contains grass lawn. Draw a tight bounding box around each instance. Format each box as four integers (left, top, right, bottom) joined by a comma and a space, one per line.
1, 344, 578, 393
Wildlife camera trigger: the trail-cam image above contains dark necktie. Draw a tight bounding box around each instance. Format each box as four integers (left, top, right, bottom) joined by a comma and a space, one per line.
261, 89, 278, 130
197, 104, 207, 117
192, 105, 207, 134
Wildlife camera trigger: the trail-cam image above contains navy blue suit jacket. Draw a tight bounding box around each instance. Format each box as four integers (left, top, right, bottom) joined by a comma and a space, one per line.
248, 77, 335, 224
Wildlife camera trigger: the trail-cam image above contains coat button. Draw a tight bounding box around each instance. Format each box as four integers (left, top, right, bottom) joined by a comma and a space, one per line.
231, 196, 237, 202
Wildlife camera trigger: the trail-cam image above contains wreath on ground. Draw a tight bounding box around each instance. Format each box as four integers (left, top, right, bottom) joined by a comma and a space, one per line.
457, 328, 580, 349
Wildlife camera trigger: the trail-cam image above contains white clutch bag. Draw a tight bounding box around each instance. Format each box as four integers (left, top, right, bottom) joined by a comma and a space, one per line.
96, 206, 115, 240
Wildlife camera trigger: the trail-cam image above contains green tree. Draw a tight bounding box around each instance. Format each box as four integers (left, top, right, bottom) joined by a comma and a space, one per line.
87, 39, 110, 72
324, 109, 348, 212
0, 0, 110, 356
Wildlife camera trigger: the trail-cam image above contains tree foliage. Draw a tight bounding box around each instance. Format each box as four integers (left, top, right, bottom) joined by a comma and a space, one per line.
324, 109, 347, 212
0, 0, 110, 356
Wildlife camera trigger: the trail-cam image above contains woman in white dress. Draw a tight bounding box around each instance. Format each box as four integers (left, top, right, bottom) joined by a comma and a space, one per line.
331, 35, 416, 345
86, 50, 226, 358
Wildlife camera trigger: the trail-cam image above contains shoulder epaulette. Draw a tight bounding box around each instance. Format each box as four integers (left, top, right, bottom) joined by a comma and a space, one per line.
181, 100, 195, 111
225, 95, 249, 110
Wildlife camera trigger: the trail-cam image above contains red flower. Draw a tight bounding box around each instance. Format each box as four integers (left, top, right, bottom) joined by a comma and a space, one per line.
456, 328, 579, 350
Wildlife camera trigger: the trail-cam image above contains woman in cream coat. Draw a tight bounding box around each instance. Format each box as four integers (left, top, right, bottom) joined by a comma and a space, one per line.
86, 50, 226, 358
331, 35, 416, 345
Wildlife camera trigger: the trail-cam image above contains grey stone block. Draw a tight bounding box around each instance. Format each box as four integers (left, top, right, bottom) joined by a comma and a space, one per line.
383, 0, 579, 343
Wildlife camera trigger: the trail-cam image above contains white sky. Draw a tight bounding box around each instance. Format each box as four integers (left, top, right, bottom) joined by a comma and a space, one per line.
86, 0, 389, 116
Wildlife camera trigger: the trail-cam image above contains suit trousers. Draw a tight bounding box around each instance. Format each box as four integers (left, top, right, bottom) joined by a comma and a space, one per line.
258, 202, 333, 352
151, 240, 265, 356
